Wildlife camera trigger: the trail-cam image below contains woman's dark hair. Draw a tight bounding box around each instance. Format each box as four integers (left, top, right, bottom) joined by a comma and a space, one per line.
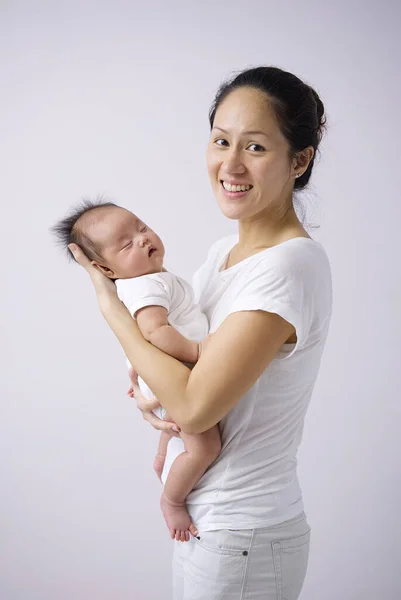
209, 66, 327, 191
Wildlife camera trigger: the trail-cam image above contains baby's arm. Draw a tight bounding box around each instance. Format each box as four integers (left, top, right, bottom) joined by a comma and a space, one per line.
135, 306, 199, 364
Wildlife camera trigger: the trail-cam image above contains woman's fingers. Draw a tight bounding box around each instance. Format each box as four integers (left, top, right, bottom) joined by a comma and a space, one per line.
128, 366, 139, 387
142, 410, 181, 435
134, 390, 161, 412
67, 244, 119, 301
132, 385, 181, 434
132, 383, 160, 411
68, 243, 93, 271
127, 368, 139, 397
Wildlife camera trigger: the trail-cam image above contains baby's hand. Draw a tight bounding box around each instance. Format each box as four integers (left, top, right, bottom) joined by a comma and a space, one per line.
198, 332, 215, 358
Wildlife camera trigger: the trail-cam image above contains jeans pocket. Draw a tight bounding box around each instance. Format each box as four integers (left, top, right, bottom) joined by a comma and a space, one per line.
196, 528, 253, 557
182, 531, 253, 598
272, 529, 311, 600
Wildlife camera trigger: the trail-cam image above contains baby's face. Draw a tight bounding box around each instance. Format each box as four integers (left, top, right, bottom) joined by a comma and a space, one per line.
89, 207, 165, 279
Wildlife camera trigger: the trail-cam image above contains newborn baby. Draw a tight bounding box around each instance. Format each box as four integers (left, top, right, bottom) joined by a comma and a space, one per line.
52, 200, 221, 542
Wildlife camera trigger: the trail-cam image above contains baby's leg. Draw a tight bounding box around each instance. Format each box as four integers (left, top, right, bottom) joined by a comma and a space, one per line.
154, 431, 171, 482
160, 424, 221, 542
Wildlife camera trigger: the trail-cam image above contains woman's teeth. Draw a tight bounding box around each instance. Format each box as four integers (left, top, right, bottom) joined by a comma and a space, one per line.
222, 182, 252, 192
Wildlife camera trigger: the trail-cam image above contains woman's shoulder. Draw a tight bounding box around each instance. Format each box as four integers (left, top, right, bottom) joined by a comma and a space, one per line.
252, 237, 331, 275
240, 238, 332, 305
233, 238, 332, 338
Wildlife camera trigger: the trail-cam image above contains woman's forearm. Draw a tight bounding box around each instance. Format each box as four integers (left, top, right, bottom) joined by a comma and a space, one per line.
103, 300, 195, 428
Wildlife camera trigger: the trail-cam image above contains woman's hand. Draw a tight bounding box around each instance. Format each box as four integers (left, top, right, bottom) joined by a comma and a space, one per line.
68, 243, 119, 313
127, 366, 139, 391
128, 384, 181, 436
68, 246, 181, 435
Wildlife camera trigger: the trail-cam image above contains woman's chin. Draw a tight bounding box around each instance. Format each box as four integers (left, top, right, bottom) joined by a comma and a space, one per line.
218, 200, 253, 221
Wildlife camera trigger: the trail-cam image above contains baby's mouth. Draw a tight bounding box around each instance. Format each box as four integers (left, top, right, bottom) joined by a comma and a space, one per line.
148, 247, 156, 257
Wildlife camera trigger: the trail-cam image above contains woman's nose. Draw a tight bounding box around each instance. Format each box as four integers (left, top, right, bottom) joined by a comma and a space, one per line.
223, 149, 246, 175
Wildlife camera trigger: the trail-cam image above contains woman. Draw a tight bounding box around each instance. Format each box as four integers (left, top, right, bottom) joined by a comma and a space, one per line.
69, 66, 332, 599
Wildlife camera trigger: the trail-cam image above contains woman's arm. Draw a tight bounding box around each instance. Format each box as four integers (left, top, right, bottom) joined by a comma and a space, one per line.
69, 244, 294, 435
107, 300, 292, 434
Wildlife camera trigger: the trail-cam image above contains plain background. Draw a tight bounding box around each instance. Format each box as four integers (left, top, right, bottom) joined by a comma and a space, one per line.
1, 1, 400, 598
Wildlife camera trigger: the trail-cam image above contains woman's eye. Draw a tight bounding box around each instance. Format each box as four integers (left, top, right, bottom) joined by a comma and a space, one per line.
248, 143, 265, 152
215, 138, 229, 147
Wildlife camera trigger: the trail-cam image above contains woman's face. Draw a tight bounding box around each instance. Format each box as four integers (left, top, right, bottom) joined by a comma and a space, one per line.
207, 87, 296, 222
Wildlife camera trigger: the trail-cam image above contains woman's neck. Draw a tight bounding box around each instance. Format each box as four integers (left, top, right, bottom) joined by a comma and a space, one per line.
236, 206, 309, 253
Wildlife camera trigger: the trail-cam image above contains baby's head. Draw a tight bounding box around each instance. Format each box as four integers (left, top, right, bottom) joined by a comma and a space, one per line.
52, 199, 165, 279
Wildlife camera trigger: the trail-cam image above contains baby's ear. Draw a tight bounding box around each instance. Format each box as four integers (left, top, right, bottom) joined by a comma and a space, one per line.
91, 261, 115, 279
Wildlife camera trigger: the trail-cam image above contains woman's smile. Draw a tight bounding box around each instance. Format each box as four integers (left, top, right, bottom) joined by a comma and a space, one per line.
220, 180, 253, 199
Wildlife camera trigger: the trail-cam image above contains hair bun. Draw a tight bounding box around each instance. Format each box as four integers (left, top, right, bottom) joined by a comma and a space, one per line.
309, 87, 326, 142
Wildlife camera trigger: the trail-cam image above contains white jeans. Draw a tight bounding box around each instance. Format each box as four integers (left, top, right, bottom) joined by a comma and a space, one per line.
172, 512, 310, 600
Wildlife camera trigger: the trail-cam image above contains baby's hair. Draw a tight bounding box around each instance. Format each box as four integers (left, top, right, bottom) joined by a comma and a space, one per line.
51, 197, 118, 262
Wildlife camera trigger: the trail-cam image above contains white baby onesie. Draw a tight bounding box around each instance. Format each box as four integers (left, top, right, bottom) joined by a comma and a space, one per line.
116, 271, 209, 483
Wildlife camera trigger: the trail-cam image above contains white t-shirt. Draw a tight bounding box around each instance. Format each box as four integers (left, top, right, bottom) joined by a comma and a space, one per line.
185, 234, 333, 532
116, 272, 209, 484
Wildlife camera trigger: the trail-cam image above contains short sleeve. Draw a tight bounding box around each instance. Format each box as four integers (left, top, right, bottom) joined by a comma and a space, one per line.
116, 274, 171, 318
228, 243, 329, 355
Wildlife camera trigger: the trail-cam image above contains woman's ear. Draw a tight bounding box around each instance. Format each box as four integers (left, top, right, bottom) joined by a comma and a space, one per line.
91, 261, 115, 279
293, 146, 314, 176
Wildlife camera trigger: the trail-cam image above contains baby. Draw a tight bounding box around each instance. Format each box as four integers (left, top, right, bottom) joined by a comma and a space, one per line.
52, 200, 221, 542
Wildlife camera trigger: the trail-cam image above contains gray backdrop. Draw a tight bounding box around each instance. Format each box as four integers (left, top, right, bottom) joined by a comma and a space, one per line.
1, 1, 400, 598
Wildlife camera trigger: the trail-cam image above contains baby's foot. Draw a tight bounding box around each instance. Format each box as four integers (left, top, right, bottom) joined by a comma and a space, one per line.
160, 492, 198, 542
153, 454, 165, 482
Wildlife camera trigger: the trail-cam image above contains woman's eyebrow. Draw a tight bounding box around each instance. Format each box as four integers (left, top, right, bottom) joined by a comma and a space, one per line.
213, 126, 270, 138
